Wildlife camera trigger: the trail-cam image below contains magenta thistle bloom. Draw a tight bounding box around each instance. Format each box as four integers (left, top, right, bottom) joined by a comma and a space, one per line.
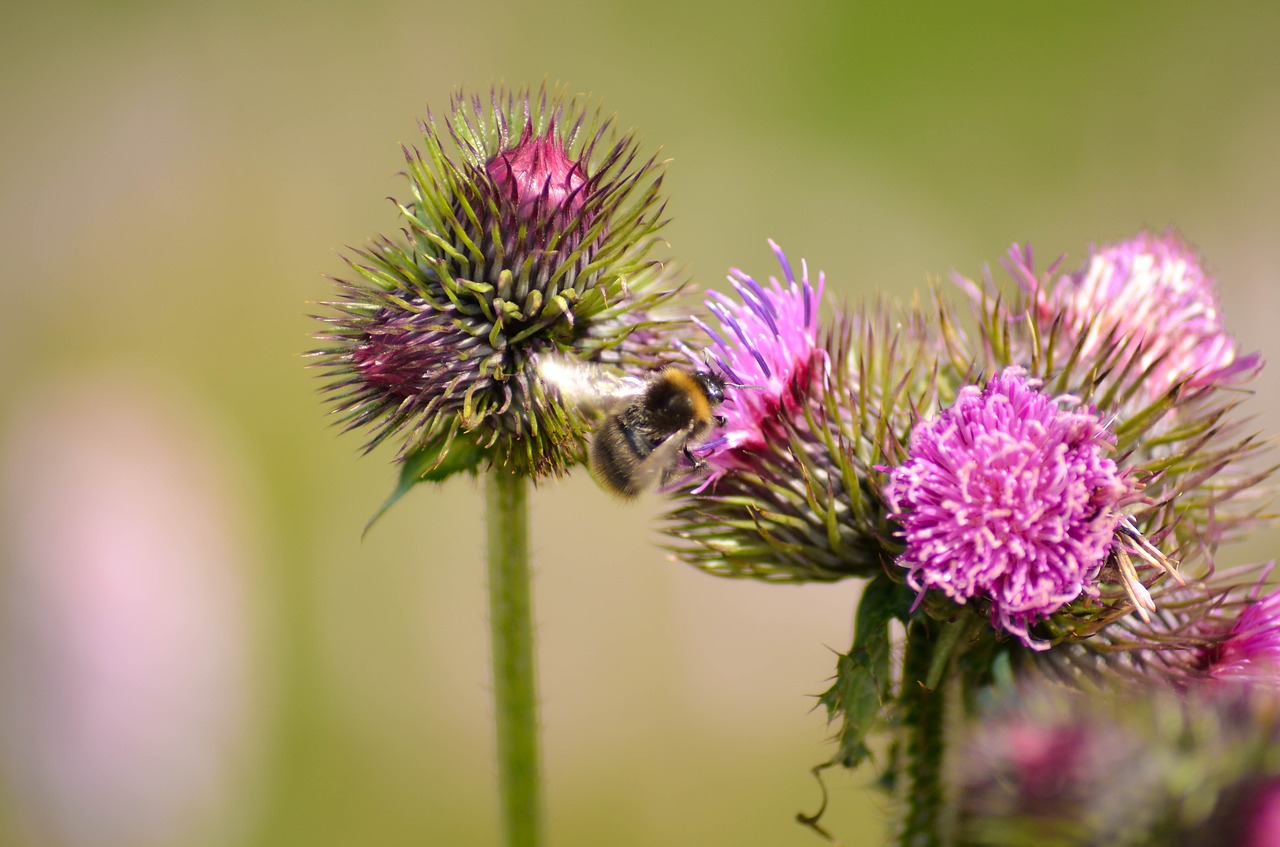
1241, 780, 1280, 847
957, 699, 1143, 836
957, 235, 1270, 601
665, 245, 925, 582
692, 239, 828, 480
884, 368, 1136, 648
1199, 583, 1280, 688
971, 718, 1099, 813
1023, 231, 1260, 406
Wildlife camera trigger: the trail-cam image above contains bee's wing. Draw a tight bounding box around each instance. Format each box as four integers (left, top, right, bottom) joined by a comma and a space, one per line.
629, 428, 694, 494
537, 353, 645, 413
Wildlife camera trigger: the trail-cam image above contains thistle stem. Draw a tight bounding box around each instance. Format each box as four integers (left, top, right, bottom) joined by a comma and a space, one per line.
486, 470, 541, 847
900, 620, 948, 847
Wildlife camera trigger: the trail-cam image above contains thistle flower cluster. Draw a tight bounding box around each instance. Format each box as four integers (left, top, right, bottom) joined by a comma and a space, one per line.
669, 232, 1265, 647
311, 85, 683, 479
654, 230, 1274, 841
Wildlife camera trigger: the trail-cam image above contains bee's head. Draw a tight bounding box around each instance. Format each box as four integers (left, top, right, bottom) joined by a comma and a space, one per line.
693, 370, 726, 407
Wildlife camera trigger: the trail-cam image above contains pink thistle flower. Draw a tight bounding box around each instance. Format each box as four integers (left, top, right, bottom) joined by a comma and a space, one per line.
985, 720, 1095, 810
958, 682, 1280, 845
954, 234, 1268, 574
959, 708, 1139, 829
691, 239, 828, 481
884, 368, 1137, 649
1022, 231, 1260, 406
1200, 582, 1280, 688
1241, 779, 1280, 847
666, 245, 905, 581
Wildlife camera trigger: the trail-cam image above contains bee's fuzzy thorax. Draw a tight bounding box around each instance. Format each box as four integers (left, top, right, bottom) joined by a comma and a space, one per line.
656, 367, 714, 425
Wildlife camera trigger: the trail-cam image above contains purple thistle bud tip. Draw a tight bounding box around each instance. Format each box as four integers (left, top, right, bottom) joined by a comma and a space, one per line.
884, 368, 1134, 649
348, 312, 468, 399
1034, 230, 1261, 403
486, 125, 588, 228
693, 240, 828, 479
1200, 582, 1280, 688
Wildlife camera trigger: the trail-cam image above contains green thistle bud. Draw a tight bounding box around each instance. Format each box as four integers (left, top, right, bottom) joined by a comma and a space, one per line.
311, 85, 682, 479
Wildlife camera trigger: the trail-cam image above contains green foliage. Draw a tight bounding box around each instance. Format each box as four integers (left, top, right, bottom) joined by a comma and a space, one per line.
363, 432, 484, 536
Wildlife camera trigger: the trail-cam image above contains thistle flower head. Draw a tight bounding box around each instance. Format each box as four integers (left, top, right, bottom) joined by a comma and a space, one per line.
972, 718, 1100, 813
959, 693, 1144, 835
311, 85, 682, 478
1012, 231, 1261, 408
1198, 580, 1280, 688
948, 235, 1271, 656
884, 368, 1138, 649
691, 239, 828, 475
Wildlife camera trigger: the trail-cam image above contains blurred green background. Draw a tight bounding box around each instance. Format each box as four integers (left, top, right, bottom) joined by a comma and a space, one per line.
2, 2, 1278, 845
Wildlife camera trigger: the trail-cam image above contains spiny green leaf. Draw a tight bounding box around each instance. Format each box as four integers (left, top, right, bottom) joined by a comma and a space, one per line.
818, 574, 914, 769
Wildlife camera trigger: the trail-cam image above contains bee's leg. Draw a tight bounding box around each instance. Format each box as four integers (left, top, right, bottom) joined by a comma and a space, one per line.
682, 444, 707, 471
714, 415, 727, 427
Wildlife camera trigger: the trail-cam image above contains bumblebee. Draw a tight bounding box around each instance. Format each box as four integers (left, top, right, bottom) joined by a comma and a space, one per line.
538, 356, 728, 497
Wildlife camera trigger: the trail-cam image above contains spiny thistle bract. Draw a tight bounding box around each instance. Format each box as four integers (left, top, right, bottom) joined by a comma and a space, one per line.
311, 85, 684, 479
1102, 564, 1280, 690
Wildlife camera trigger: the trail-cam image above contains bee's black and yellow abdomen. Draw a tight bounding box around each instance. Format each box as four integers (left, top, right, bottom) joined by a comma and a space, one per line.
590, 407, 656, 497
591, 422, 650, 501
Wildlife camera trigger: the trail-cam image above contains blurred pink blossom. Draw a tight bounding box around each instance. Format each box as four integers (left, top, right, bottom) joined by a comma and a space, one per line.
0, 375, 264, 847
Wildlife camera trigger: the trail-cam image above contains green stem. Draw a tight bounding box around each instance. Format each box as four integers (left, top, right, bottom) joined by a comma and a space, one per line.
486, 470, 541, 847
900, 620, 947, 847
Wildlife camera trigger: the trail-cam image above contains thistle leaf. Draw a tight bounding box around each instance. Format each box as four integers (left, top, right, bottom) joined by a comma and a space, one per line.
363, 433, 484, 537
818, 574, 913, 768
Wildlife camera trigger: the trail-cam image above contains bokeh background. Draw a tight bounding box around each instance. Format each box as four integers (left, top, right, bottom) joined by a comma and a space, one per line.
2, 2, 1279, 845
